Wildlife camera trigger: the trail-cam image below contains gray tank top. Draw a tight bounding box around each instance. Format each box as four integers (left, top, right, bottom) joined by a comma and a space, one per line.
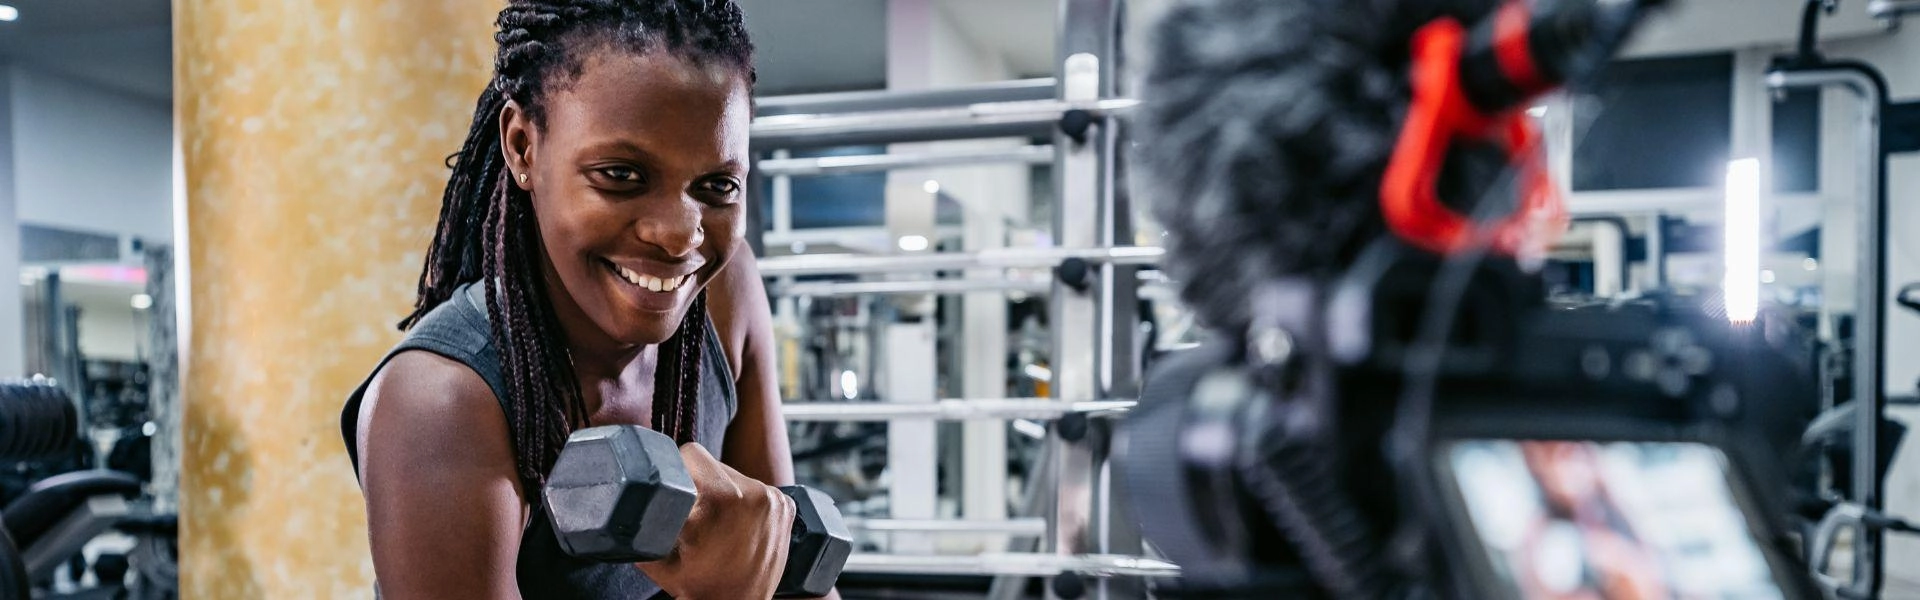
340, 282, 738, 599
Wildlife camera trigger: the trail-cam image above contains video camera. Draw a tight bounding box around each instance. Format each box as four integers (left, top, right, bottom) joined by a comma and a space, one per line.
1116, 0, 1833, 597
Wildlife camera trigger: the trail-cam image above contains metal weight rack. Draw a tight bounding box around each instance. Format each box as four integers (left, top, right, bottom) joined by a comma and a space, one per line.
750, 1, 1165, 598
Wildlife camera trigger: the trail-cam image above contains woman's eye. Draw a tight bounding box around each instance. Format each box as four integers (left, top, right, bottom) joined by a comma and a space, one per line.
701, 178, 741, 195
597, 167, 641, 182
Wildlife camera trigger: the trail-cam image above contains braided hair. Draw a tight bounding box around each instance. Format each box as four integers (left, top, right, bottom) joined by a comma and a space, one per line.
1137, 0, 1501, 336
402, 0, 754, 489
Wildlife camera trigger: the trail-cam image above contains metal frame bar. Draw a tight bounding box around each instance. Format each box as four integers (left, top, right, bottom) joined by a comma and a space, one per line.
757, 247, 1161, 277
771, 272, 1175, 299
1045, 1, 1136, 598
1767, 64, 1886, 598
848, 518, 1050, 537
845, 553, 1179, 578
751, 98, 1139, 149
1868, 0, 1920, 18
757, 145, 1055, 177
23, 495, 129, 579
756, 78, 1057, 117
782, 399, 1137, 422
774, 279, 1051, 298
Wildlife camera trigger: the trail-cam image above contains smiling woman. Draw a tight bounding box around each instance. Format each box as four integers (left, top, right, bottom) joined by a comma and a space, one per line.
337, 2, 820, 599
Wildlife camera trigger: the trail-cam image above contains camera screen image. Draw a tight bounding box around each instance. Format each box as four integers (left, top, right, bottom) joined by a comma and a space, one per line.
1444, 439, 1783, 600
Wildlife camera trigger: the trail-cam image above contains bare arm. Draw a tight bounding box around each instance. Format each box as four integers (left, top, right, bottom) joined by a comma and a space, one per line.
357, 351, 528, 600
710, 238, 796, 487
709, 240, 844, 600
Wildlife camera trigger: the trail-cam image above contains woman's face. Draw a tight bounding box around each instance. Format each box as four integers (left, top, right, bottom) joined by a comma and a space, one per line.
503, 49, 751, 348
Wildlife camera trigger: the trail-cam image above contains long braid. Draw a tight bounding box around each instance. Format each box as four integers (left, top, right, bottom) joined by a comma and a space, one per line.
404, 0, 752, 488
651, 293, 707, 445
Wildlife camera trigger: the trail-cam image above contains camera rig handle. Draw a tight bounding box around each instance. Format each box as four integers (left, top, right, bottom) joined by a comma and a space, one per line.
1380, 0, 1668, 258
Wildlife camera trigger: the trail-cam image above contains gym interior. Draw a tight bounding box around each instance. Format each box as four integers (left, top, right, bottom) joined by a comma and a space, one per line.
3, 0, 1920, 598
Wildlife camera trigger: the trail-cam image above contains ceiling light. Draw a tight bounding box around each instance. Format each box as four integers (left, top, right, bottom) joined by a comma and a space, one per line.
0, 6, 18, 22
923, 180, 941, 195
898, 235, 930, 252
132, 294, 154, 310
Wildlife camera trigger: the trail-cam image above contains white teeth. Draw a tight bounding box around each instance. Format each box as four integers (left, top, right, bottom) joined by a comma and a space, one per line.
611, 261, 690, 293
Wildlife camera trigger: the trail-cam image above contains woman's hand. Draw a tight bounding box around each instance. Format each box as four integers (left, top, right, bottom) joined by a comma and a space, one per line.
638, 443, 796, 599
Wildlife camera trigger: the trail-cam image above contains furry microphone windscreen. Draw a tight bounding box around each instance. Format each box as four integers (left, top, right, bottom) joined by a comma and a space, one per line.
1136, 0, 1503, 336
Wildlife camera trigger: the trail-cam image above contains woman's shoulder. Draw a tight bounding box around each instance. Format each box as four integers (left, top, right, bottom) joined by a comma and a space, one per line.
356, 348, 517, 485
352, 284, 514, 488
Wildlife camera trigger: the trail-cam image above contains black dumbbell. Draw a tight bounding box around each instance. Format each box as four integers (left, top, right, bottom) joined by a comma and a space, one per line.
544, 425, 853, 598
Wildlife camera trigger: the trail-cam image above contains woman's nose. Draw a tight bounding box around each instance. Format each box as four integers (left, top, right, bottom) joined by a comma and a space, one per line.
633, 193, 705, 258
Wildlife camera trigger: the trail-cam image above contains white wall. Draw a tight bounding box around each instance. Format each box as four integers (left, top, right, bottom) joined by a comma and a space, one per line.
73, 291, 144, 362
10, 66, 173, 244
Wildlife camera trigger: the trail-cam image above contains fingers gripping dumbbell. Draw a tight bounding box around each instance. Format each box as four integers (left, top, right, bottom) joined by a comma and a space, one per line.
544, 425, 853, 597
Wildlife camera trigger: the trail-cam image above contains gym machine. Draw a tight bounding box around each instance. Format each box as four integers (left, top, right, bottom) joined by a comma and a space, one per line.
0, 379, 178, 599
750, 0, 1161, 598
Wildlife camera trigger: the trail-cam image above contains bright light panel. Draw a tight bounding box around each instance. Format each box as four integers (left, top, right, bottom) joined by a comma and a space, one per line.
1724, 158, 1761, 323
839, 370, 859, 400
0, 6, 18, 22
897, 235, 930, 252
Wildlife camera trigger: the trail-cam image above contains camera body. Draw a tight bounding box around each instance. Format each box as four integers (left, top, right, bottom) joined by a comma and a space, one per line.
1119, 247, 1821, 599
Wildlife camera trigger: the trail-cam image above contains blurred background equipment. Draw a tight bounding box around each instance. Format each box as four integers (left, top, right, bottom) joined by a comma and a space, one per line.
0, 380, 177, 599
5, 0, 1920, 596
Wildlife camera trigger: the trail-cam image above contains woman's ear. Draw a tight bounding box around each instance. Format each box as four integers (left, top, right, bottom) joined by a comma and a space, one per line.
500, 99, 537, 191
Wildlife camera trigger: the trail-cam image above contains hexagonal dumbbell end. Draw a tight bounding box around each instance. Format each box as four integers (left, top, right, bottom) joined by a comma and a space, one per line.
544, 425, 696, 562
775, 486, 854, 598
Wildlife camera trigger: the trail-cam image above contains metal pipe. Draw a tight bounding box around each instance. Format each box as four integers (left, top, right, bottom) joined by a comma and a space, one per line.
772, 271, 1171, 298
1869, 0, 1920, 18
757, 246, 1162, 277
847, 518, 1050, 537
758, 146, 1055, 177
1646, 214, 1668, 289
782, 399, 1137, 422
843, 553, 1180, 578
775, 279, 1053, 298
752, 98, 1140, 149
1768, 63, 1887, 599
756, 78, 1057, 117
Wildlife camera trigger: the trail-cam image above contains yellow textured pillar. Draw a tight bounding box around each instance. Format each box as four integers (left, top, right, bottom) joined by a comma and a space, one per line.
175, 1, 495, 597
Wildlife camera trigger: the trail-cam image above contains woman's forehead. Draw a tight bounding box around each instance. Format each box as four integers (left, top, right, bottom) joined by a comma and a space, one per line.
540, 51, 751, 158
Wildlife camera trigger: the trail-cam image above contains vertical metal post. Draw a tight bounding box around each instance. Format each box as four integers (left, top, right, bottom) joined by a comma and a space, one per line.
1050, 0, 1133, 598
1647, 214, 1667, 289
1850, 80, 1886, 600
884, 322, 940, 554
1767, 66, 1886, 597
1048, 46, 1103, 596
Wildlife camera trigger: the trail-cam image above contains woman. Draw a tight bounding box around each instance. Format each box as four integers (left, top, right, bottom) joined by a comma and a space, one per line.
340, 1, 825, 597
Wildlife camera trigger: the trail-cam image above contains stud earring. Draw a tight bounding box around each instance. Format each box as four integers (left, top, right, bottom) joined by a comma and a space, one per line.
517, 173, 529, 185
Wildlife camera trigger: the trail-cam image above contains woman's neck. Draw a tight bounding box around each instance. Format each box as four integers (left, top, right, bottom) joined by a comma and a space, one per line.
531, 265, 655, 404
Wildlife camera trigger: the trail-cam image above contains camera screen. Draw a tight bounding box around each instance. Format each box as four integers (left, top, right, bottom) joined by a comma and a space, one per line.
1444, 439, 1783, 600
